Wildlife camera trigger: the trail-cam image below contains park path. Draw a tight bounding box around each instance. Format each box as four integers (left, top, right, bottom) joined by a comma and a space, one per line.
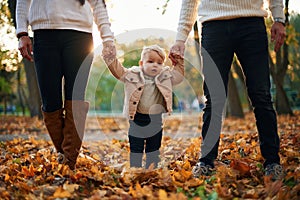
0, 113, 203, 142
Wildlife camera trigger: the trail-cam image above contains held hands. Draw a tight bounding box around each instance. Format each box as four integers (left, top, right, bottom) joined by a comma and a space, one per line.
271, 22, 286, 52
169, 40, 185, 65
102, 40, 116, 66
18, 36, 33, 62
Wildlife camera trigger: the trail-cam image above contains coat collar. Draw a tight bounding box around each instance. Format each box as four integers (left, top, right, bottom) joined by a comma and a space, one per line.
130, 66, 170, 75
130, 66, 141, 73
129, 65, 171, 82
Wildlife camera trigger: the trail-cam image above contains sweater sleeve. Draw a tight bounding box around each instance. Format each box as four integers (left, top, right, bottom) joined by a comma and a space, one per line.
269, 0, 285, 20
16, 0, 31, 35
176, 0, 200, 42
88, 0, 114, 42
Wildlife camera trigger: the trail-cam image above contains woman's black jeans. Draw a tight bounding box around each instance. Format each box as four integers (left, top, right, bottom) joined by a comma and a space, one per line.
199, 17, 280, 168
33, 29, 94, 112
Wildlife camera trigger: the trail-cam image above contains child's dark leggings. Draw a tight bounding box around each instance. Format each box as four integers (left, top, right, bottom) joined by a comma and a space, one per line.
128, 112, 162, 168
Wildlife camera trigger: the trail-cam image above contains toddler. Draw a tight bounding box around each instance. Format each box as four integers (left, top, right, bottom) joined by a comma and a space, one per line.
102, 44, 184, 168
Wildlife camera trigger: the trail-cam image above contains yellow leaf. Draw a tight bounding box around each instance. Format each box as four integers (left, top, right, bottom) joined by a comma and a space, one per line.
169, 192, 188, 200
158, 189, 168, 200
52, 187, 72, 198
37, 166, 43, 173
92, 154, 101, 161
63, 183, 79, 194
128, 185, 137, 198
4, 174, 10, 182
182, 160, 191, 170
185, 178, 203, 187
173, 169, 192, 182
21, 164, 35, 177
172, 176, 183, 187
91, 165, 99, 174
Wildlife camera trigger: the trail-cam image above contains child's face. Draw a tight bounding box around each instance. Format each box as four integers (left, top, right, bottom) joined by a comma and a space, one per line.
139, 50, 164, 77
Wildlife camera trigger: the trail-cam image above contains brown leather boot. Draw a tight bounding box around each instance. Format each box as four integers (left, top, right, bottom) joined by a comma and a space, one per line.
42, 109, 64, 153
62, 100, 89, 169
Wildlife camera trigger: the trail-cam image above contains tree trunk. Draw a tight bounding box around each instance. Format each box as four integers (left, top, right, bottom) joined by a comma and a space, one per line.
8, 0, 42, 118
269, 52, 293, 115
8, 0, 16, 28
193, 21, 201, 63
23, 57, 42, 118
227, 69, 244, 118
269, 0, 293, 115
193, 21, 203, 79
3, 96, 7, 115
232, 60, 252, 112
17, 68, 26, 115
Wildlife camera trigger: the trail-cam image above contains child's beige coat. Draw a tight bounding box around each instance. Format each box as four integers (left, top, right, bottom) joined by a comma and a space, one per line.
106, 59, 184, 120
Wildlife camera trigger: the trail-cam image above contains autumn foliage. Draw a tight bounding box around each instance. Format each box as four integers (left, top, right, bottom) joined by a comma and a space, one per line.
0, 112, 299, 199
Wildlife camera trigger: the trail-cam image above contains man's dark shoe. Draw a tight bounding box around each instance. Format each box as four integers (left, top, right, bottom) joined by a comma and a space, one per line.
264, 163, 284, 181
192, 162, 214, 177
57, 152, 66, 164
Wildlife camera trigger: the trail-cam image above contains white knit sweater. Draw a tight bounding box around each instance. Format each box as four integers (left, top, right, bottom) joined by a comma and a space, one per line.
16, 0, 114, 42
176, 0, 285, 42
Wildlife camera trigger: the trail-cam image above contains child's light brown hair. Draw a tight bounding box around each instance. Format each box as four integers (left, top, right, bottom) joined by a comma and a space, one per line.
140, 45, 166, 62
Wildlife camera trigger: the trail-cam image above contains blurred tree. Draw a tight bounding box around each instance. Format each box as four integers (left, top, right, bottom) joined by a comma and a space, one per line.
0, 69, 14, 114
191, 21, 204, 98
227, 60, 244, 118
287, 13, 300, 107
7, 0, 42, 118
232, 59, 252, 112
0, 0, 19, 114
268, 0, 294, 115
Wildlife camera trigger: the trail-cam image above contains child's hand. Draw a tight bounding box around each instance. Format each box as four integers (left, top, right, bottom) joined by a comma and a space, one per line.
102, 40, 116, 65
171, 54, 184, 66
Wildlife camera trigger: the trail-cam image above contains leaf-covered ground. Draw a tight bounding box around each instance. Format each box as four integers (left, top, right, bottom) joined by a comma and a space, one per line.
0, 112, 299, 199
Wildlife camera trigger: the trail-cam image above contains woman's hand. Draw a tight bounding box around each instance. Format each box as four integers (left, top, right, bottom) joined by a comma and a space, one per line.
169, 40, 185, 65
18, 35, 33, 62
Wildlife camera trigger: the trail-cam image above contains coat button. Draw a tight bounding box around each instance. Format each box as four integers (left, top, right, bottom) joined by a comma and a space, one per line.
130, 78, 133, 81
138, 87, 142, 91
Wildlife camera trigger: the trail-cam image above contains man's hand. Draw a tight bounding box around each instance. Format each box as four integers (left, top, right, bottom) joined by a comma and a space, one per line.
271, 22, 286, 52
18, 36, 33, 62
102, 40, 116, 65
169, 40, 185, 65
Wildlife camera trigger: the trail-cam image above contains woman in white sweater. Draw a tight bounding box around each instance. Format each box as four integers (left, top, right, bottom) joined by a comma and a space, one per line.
169, 0, 286, 181
16, 0, 114, 170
